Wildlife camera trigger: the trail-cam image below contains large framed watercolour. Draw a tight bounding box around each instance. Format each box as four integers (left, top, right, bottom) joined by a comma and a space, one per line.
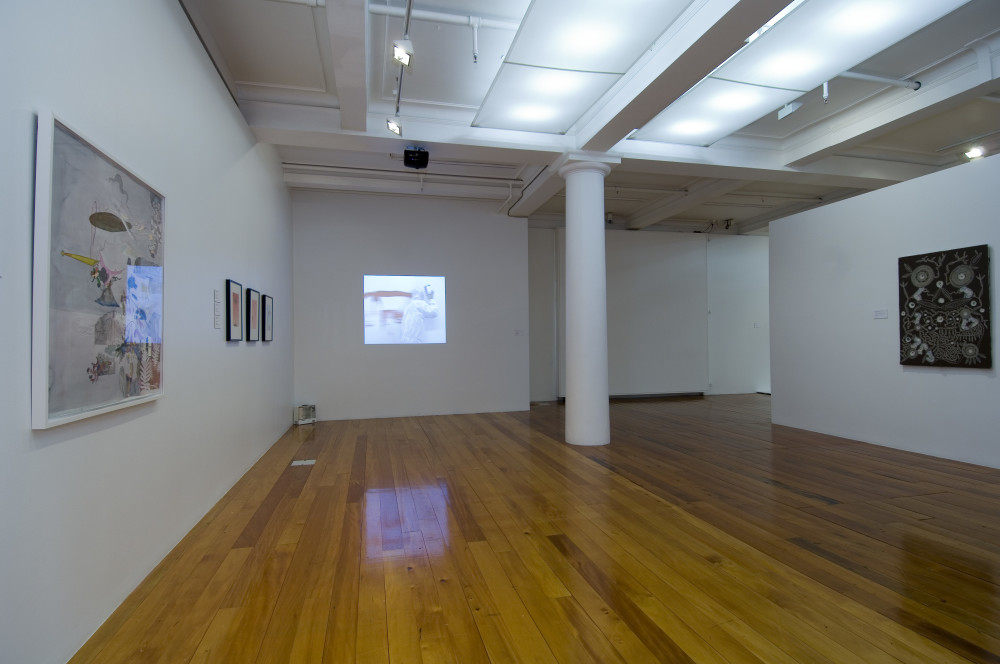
899, 244, 991, 368
32, 113, 165, 429
226, 279, 242, 341
262, 294, 274, 342
246, 288, 260, 342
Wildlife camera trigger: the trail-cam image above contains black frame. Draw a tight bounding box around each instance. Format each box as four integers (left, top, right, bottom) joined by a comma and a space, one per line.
246, 288, 260, 342
262, 294, 274, 342
226, 279, 242, 341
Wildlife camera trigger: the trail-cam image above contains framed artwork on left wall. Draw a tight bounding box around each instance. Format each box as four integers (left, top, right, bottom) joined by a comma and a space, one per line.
226, 279, 242, 341
262, 294, 274, 342
246, 288, 260, 342
31, 112, 165, 429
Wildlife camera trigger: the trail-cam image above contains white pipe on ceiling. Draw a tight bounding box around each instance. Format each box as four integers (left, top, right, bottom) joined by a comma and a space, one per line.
265, 0, 326, 6
368, 4, 520, 31
839, 70, 921, 90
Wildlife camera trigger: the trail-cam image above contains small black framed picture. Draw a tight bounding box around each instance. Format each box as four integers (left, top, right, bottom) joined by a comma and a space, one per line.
246, 288, 260, 342
226, 279, 242, 341
262, 294, 274, 342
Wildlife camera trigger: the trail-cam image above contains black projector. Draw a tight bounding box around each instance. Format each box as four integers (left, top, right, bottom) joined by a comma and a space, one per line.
403, 148, 429, 169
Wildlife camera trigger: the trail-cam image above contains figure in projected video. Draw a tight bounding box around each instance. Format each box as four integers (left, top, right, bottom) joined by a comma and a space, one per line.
401, 284, 438, 343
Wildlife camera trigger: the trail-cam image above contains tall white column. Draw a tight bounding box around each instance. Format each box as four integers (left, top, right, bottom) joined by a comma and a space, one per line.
559, 161, 611, 446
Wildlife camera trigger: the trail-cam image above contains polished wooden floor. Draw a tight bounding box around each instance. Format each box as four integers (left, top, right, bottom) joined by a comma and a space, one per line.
70, 395, 1000, 663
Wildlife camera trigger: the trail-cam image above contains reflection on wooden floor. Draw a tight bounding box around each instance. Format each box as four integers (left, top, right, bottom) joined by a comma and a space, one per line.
70, 395, 1000, 663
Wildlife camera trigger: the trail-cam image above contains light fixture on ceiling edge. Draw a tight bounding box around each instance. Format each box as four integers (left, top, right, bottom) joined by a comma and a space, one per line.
777, 101, 803, 120
386, 116, 402, 135
392, 38, 413, 67
966, 146, 985, 160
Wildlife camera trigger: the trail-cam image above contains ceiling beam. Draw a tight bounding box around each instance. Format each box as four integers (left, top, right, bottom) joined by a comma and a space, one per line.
508, 152, 621, 218
242, 100, 569, 161
736, 188, 867, 234
579, 0, 790, 153
283, 171, 521, 200
627, 179, 751, 229
784, 34, 1000, 167
615, 138, 938, 189
325, 0, 368, 131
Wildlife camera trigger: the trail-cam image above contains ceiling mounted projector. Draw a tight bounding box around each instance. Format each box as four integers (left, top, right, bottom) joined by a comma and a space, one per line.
403, 147, 429, 169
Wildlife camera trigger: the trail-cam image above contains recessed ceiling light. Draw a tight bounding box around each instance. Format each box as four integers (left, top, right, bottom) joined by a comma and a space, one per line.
671, 120, 716, 136
755, 52, 823, 85
556, 22, 620, 59
512, 105, 558, 121
529, 69, 585, 95
828, 3, 898, 35
635, 0, 970, 146
708, 89, 763, 111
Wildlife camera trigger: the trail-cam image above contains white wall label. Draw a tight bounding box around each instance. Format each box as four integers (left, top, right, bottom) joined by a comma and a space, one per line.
874, 309, 889, 319
214, 289, 223, 329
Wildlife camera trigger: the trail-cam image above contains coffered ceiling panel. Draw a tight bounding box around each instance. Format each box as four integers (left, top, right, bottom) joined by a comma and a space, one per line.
198, 0, 328, 91
182, 0, 1000, 235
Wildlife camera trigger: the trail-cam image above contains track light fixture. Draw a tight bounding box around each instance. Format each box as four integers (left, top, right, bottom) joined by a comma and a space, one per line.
391, 0, 415, 67
387, 0, 413, 136
966, 146, 985, 160
392, 38, 413, 67
777, 101, 803, 120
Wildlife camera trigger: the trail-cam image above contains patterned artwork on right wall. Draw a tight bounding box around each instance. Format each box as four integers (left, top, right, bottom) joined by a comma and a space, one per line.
899, 244, 991, 368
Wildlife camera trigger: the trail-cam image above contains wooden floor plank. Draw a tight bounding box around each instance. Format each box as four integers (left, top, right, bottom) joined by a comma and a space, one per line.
69, 396, 1000, 663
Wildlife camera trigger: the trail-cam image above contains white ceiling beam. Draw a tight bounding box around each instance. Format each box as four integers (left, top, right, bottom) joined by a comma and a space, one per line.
783, 35, 1000, 167
578, 0, 790, 153
627, 179, 751, 229
508, 170, 566, 218
325, 0, 368, 131
508, 151, 621, 218
242, 101, 569, 160
736, 188, 867, 234
615, 137, 938, 188
283, 172, 520, 200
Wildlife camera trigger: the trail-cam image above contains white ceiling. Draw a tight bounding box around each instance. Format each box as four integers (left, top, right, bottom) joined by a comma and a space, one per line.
180, 0, 1000, 234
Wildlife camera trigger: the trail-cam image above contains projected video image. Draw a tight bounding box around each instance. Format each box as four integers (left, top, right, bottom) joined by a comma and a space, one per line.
364, 275, 446, 344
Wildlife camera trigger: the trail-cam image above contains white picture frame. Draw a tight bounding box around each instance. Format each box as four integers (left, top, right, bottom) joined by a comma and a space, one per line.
31, 112, 165, 429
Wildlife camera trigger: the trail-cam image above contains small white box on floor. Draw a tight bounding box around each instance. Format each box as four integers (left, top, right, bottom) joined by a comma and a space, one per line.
295, 404, 316, 425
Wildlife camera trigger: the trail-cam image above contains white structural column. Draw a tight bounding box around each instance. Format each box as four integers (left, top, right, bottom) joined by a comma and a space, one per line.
559, 161, 611, 446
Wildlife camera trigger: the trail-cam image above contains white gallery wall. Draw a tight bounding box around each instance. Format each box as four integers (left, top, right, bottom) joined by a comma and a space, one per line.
708, 235, 771, 394
529, 228, 559, 402
293, 191, 530, 420
771, 154, 1000, 468
0, 2, 293, 663
602, 231, 711, 395
528, 228, 769, 400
